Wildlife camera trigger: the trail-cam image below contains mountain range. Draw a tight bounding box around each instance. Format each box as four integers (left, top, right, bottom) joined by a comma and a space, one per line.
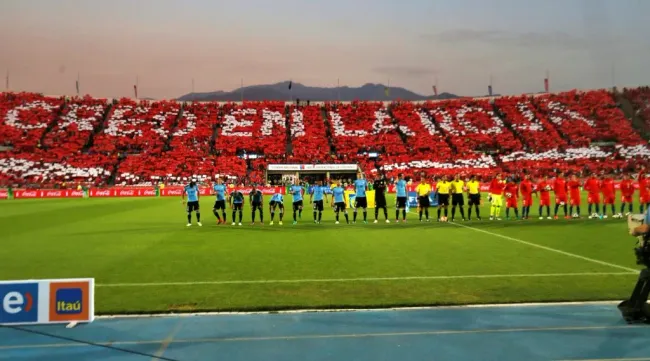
177, 81, 460, 101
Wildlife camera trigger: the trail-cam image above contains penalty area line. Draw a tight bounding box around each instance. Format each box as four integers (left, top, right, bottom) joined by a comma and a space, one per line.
445, 219, 637, 273
96, 272, 634, 288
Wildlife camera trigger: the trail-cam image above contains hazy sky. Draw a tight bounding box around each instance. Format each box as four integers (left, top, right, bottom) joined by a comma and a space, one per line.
1, 0, 649, 99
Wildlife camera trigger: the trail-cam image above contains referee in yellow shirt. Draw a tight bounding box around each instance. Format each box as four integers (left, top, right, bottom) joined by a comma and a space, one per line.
436, 175, 451, 221
415, 177, 431, 222
450, 174, 466, 221
466, 175, 481, 220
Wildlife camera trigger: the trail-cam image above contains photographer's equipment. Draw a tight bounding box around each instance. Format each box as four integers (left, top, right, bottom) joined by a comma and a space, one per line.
618, 214, 650, 323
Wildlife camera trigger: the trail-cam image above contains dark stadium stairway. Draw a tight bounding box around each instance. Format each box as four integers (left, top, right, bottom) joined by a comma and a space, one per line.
491, 102, 527, 147
614, 90, 650, 141
321, 106, 337, 153
38, 102, 67, 148
162, 104, 184, 152
285, 106, 293, 155
420, 105, 459, 155
387, 105, 411, 148
82, 102, 113, 153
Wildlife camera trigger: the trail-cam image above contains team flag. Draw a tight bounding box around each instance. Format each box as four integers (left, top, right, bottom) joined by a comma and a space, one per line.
133, 84, 138, 99
288, 81, 292, 90
75, 80, 79, 96
544, 78, 549, 93
488, 85, 493, 96
433, 85, 438, 96
384, 87, 390, 97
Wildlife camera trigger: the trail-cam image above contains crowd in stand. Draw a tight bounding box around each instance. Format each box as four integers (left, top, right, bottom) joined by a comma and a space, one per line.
1, 88, 650, 188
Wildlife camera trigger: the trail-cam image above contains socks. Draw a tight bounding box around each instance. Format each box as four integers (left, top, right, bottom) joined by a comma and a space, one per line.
187, 213, 191, 223
213, 209, 221, 221
196, 212, 200, 222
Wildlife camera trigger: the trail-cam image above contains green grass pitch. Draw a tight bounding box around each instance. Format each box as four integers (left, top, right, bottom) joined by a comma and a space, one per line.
0, 193, 641, 315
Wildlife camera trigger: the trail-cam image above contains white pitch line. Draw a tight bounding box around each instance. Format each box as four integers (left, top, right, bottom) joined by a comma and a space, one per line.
96, 272, 634, 288
447, 221, 638, 273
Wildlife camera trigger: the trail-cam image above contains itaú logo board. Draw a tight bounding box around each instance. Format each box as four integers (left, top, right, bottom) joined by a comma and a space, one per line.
0, 283, 39, 324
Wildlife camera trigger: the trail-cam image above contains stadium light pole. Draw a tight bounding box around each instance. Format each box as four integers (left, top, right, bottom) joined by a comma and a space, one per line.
5, 70, 9, 91
240, 78, 244, 103
337, 78, 340, 102
611, 62, 616, 89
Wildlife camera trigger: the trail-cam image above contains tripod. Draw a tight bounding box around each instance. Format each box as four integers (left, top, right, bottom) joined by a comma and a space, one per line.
618, 268, 650, 323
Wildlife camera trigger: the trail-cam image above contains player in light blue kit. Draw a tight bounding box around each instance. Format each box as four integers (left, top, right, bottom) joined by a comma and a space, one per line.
182, 178, 202, 227
290, 180, 305, 225
353, 172, 369, 224
269, 192, 284, 225
331, 181, 349, 224
309, 180, 329, 224
212, 177, 227, 224
395, 173, 408, 222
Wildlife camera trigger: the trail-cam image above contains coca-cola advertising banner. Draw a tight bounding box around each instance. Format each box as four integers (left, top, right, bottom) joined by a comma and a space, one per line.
161, 186, 283, 196
0, 190, 8, 199
90, 188, 157, 197
13, 189, 85, 198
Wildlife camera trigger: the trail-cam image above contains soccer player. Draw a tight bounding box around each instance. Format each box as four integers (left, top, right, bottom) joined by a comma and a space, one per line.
567, 174, 582, 218
639, 170, 650, 214
553, 172, 569, 219
212, 177, 227, 224
536, 175, 552, 219
249, 185, 264, 225
584, 173, 602, 219
450, 174, 466, 222
309, 180, 328, 224
290, 180, 304, 225
373, 177, 389, 223
353, 173, 369, 224
504, 177, 520, 220
269, 192, 284, 225
331, 181, 349, 224
395, 173, 408, 222
229, 188, 245, 226
520, 174, 533, 220
182, 178, 202, 227
415, 176, 431, 222
466, 175, 481, 220
620, 173, 635, 217
436, 175, 451, 221
489, 173, 506, 220
601, 174, 616, 218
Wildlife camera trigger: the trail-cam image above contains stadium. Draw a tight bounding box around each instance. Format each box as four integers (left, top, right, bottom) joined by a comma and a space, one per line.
3, 2, 650, 360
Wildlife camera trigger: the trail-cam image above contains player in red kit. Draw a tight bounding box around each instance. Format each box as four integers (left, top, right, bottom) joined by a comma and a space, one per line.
640, 171, 650, 214
584, 174, 602, 219
504, 177, 520, 220
619, 173, 635, 217
600, 174, 616, 218
567, 174, 582, 218
519, 174, 533, 219
536, 175, 552, 219
553, 172, 569, 219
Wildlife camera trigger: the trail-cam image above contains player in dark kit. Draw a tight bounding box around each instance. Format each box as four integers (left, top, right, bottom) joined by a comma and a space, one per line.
249, 185, 264, 225
373, 177, 390, 223
229, 189, 245, 226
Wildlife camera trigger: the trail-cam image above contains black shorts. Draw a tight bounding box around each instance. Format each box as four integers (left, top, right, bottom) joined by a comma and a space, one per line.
313, 200, 324, 211
251, 201, 262, 209
334, 202, 346, 212
375, 197, 387, 208
468, 194, 481, 206
293, 200, 303, 211
187, 201, 199, 212
438, 193, 450, 206
233, 203, 243, 211
396, 196, 407, 209
355, 197, 367, 209
269, 201, 284, 210
452, 194, 464, 206
213, 200, 226, 210
418, 195, 430, 208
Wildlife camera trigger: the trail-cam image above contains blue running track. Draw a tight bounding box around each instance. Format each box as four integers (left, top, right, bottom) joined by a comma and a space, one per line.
1, 302, 650, 361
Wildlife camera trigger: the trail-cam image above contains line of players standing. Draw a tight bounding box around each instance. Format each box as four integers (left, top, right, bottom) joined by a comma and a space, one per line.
182, 170, 650, 226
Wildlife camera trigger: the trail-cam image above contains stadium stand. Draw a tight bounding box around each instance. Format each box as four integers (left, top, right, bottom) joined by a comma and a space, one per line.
1, 87, 650, 188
